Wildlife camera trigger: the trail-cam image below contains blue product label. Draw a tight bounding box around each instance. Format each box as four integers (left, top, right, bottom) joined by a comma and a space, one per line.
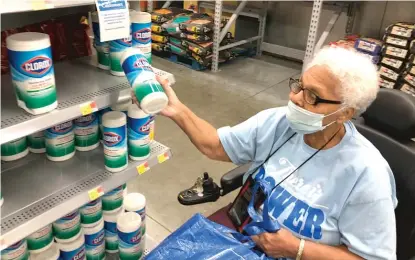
74, 113, 98, 127
2, 240, 29, 260
60, 244, 85, 260
103, 126, 125, 147
47, 121, 73, 135
132, 22, 151, 45
121, 55, 154, 86
117, 228, 142, 245
135, 207, 145, 221
128, 116, 151, 138
109, 34, 132, 52
85, 229, 105, 246
96, 0, 127, 11
104, 221, 117, 233
8, 48, 53, 79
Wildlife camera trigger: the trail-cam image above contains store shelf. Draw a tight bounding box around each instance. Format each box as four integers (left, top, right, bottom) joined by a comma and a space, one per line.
1, 0, 95, 14
0, 56, 175, 145
0, 141, 171, 249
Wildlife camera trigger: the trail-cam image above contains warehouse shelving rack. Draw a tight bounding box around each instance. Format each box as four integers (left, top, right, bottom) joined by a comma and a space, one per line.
0, 3, 174, 255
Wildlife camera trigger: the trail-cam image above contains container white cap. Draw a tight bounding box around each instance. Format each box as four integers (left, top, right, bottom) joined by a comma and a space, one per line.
111, 99, 132, 112
123, 193, 146, 212
83, 217, 104, 235
140, 92, 168, 115
57, 230, 85, 252
130, 11, 151, 22
102, 111, 127, 128
128, 104, 148, 119
30, 243, 59, 260
117, 212, 141, 233
120, 47, 144, 66
6, 32, 51, 52
103, 207, 124, 223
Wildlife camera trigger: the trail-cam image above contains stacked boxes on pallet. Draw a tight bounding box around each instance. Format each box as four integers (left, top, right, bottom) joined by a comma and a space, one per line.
378, 22, 415, 97
150, 7, 235, 70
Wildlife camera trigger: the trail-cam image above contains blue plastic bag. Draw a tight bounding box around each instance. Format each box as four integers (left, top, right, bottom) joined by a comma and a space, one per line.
145, 213, 272, 260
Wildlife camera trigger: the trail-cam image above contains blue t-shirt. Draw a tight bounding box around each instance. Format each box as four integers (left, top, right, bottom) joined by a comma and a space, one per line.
218, 107, 398, 260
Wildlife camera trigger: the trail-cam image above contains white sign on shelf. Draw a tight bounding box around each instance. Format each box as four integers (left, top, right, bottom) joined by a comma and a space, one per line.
95, 0, 130, 42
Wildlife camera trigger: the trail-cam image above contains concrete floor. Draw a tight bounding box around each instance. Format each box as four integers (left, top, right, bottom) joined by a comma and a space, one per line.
127, 54, 302, 242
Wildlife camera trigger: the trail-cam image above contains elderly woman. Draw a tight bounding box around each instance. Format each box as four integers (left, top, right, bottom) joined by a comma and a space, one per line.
145, 47, 397, 260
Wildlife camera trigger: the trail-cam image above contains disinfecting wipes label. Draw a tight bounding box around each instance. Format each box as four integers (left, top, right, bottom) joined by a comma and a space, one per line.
102, 186, 123, 211
122, 55, 163, 102
81, 199, 103, 225
53, 210, 81, 240
132, 22, 151, 53
85, 229, 105, 260
118, 228, 143, 260
60, 244, 85, 260
27, 131, 45, 150
74, 113, 99, 148
8, 47, 57, 110
45, 121, 75, 158
128, 116, 150, 158
104, 221, 118, 251
135, 207, 146, 235
109, 35, 132, 73
103, 125, 127, 170
1, 137, 27, 156
1, 240, 30, 260
27, 224, 53, 251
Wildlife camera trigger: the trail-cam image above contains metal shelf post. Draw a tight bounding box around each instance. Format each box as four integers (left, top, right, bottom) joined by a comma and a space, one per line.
257, 1, 268, 56
212, 0, 223, 72
303, 0, 323, 71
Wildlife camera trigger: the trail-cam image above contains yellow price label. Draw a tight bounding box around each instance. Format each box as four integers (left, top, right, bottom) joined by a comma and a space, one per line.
137, 162, 150, 175
80, 101, 98, 116
157, 152, 170, 164
88, 186, 104, 201
31, 0, 46, 10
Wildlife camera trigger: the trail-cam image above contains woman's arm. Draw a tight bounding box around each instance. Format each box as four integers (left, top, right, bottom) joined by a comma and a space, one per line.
133, 77, 230, 162
252, 228, 362, 260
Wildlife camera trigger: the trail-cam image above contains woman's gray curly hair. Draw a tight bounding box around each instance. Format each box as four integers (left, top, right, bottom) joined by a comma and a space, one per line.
306, 46, 379, 115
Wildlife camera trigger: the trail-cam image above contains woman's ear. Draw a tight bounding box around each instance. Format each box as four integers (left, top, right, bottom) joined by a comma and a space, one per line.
336, 107, 355, 124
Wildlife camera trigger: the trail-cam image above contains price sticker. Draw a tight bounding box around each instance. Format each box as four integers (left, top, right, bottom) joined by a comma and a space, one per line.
157, 152, 170, 164
88, 186, 104, 201
137, 162, 150, 175
31, 0, 53, 10
80, 101, 98, 116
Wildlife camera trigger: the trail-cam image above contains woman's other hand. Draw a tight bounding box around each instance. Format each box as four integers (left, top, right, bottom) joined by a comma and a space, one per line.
251, 228, 300, 258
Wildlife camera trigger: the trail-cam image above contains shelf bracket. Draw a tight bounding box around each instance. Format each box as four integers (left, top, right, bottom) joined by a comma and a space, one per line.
303, 0, 323, 72
211, 0, 223, 72
314, 10, 342, 53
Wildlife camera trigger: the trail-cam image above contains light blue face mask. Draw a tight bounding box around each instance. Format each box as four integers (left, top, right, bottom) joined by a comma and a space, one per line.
286, 100, 345, 134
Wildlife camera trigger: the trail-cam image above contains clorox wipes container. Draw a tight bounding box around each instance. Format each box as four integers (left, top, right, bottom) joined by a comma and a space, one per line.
45, 121, 75, 161
27, 131, 46, 153
91, 11, 110, 70
102, 111, 128, 172
74, 113, 100, 152
83, 218, 105, 260
131, 11, 152, 63
58, 230, 86, 260
103, 207, 124, 253
117, 212, 143, 260
1, 137, 29, 161
127, 104, 150, 160
120, 48, 168, 114
53, 209, 82, 243
6, 32, 57, 115
1, 239, 30, 260
27, 224, 54, 254
81, 198, 103, 228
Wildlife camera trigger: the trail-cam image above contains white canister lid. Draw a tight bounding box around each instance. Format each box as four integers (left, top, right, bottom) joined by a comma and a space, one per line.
6, 32, 51, 52
30, 242, 59, 260
128, 104, 149, 119
140, 91, 168, 115
123, 193, 146, 212
103, 207, 124, 223
117, 212, 141, 233
57, 230, 85, 252
120, 47, 144, 66
102, 111, 127, 128
83, 217, 104, 235
111, 99, 132, 112
130, 11, 151, 22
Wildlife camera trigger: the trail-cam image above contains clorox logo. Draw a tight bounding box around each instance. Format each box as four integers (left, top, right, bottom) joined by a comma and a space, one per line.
139, 121, 151, 134
61, 211, 78, 221
73, 247, 85, 260
21, 56, 52, 75
75, 114, 96, 127
134, 28, 151, 43
130, 233, 141, 243
103, 132, 121, 146
133, 58, 152, 71
92, 231, 105, 245
52, 121, 73, 133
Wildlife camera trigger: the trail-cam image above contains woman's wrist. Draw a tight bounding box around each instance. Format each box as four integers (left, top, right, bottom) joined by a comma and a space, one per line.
286, 236, 302, 258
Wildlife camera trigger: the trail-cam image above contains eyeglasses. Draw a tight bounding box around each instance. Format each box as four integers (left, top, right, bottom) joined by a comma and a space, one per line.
289, 78, 342, 105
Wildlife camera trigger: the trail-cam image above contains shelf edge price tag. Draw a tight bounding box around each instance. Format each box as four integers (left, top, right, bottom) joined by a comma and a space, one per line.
137, 162, 150, 175
80, 101, 98, 116
88, 186, 104, 201
157, 152, 170, 164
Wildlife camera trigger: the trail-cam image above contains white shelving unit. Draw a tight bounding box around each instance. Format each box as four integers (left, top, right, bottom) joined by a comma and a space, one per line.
0, 2, 175, 253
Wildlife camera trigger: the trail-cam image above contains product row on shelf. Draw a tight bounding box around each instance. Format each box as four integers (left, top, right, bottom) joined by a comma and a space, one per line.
329, 21, 415, 97
2, 184, 148, 260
